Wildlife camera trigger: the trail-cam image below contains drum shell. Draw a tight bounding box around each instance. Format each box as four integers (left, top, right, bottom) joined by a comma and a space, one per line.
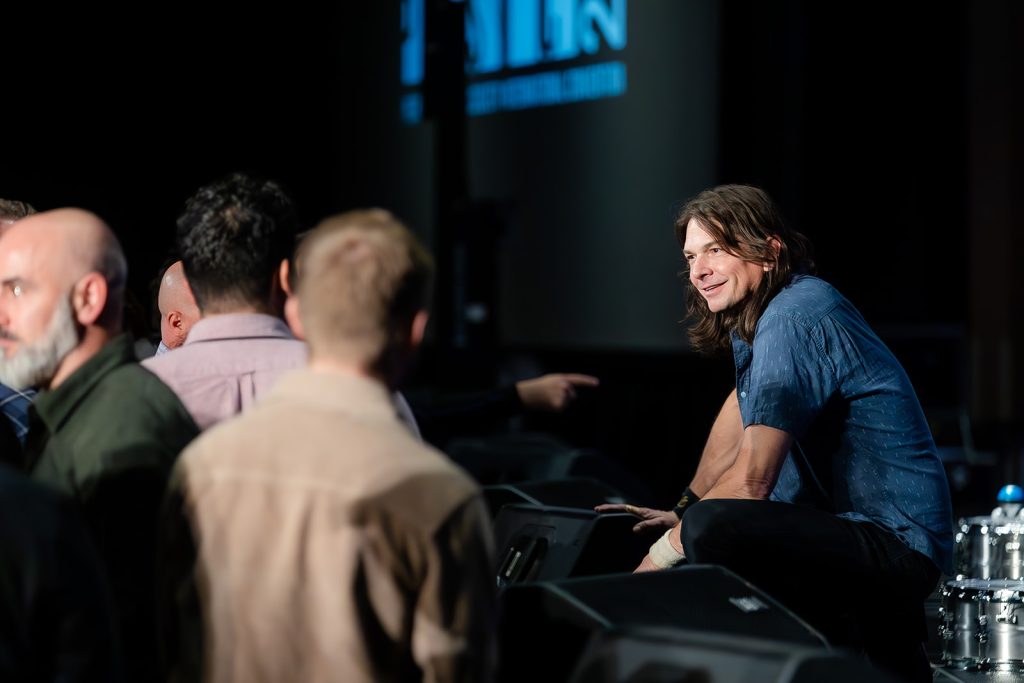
956, 516, 1024, 580
941, 579, 1024, 671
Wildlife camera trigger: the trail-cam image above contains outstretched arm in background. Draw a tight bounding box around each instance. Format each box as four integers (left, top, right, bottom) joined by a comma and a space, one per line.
514, 373, 600, 412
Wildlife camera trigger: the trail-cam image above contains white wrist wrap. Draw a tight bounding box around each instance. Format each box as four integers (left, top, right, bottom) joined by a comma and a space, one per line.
648, 529, 685, 569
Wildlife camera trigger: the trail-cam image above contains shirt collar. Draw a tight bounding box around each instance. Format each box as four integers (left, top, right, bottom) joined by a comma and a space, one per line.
0, 383, 35, 401
269, 368, 399, 424
32, 335, 136, 433
184, 313, 297, 345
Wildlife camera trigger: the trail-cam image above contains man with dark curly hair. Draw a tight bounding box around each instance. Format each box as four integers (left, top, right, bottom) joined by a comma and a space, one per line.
143, 173, 308, 430
600, 185, 951, 683
162, 210, 495, 682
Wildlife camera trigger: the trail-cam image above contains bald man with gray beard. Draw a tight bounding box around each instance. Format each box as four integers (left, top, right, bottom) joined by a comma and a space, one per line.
0, 209, 199, 681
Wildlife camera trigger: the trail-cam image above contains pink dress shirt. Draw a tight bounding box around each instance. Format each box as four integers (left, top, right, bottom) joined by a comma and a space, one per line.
142, 313, 308, 430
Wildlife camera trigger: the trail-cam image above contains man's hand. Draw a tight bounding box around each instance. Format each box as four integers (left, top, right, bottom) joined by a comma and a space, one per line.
594, 503, 677, 533
515, 373, 599, 412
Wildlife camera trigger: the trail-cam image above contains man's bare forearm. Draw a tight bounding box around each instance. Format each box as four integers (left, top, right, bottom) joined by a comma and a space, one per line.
634, 390, 745, 574
703, 424, 794, 501
688, 389, 744, 496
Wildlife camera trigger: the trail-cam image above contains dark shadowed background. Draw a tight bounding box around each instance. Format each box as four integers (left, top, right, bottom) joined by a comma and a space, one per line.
3, 1, 1022, 509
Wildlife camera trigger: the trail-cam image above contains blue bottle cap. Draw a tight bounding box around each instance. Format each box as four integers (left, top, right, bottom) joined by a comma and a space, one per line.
998, 485, 1024, 503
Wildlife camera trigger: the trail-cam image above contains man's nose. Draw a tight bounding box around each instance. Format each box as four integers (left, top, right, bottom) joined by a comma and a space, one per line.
690, 254, 712, 278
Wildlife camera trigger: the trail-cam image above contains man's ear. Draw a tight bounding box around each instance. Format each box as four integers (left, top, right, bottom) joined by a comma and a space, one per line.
410, 310, 429, 349
764, 236, 783, 271
72, 273, 108, 326
167, 311, 187, 345
284, 295, 304, 340
169, 311, 184, 330
279, 259, 293, 297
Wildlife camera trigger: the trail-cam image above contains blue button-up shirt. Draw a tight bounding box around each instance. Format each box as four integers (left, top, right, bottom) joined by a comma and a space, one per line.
0, 382, 35, 445
731, 275, 953, 573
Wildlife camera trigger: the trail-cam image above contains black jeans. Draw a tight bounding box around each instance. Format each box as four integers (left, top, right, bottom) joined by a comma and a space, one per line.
680, 499, 940, 683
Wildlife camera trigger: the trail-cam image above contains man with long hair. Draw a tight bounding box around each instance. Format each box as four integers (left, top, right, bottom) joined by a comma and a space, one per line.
600, 185, 951, 682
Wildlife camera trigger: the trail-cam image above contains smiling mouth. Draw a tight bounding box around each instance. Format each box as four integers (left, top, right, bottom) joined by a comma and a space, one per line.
702, 283, 724, 294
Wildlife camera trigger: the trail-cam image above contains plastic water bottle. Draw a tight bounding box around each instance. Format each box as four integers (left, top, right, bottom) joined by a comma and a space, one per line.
992, 484, 1024, 519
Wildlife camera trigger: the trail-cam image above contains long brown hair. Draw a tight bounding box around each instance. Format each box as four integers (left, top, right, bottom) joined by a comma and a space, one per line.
675, 185, 815, 354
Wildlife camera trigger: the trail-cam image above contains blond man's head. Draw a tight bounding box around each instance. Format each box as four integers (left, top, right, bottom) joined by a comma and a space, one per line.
297, 209, 433, 379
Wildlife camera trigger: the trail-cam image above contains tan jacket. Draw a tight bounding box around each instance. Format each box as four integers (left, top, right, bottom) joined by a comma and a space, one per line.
165, 369, 495, 683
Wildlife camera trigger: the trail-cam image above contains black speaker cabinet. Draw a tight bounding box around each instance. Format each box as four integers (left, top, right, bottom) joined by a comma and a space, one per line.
568, 627, 900, 683
493, 504, 652, 585
446, 433, 654, 503
497, 566, 827, 683
483, 477, 625, 519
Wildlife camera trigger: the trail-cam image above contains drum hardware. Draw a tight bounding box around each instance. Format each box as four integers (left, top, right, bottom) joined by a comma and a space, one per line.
955, 517, 1024, 580
940, 579, 1024, 671
942, 486, 1024, 670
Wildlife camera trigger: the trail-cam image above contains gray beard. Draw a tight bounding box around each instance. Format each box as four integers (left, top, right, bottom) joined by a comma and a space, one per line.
0, 297, 80, 390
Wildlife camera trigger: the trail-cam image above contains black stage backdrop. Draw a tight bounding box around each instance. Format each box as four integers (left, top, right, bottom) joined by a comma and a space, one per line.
4, 2, 1019, 506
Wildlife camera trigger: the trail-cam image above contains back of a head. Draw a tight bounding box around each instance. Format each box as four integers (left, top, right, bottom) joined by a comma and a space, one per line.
176, 173, 298, 313
87, 218, 129, 330
61, 210, 126, 327
298, 209, 433, 370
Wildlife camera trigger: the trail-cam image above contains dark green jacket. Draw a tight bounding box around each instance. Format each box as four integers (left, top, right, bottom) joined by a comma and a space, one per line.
24, 335, 199, 681
0, 465, 123, 682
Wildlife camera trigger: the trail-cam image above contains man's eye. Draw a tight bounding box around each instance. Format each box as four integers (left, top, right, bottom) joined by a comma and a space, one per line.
710, 248, 722, 255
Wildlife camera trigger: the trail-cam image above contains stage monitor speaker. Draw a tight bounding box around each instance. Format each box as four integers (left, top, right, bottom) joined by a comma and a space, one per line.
567, 627, 899, 683
496, 566, 827, 683
447, 433, 655, 503
493, 504, 651, 585
483, 477, 625, 519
